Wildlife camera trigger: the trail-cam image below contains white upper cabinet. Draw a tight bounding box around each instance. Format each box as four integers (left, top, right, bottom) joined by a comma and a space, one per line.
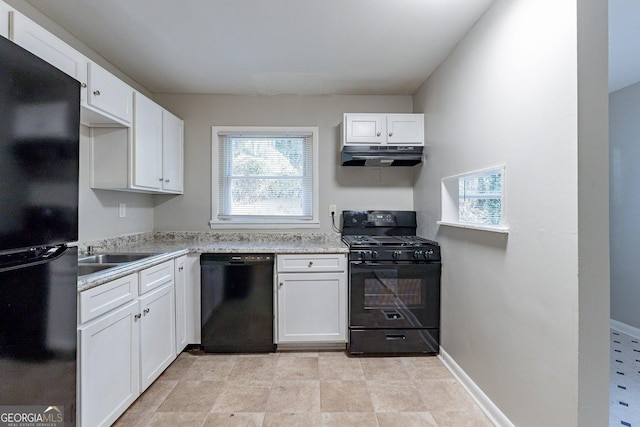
0, 1, 10, 39
87, 62, 133, 125
9, 10, 134, 126
10, 11, 88, 102
386, 114, 424, 144
161, 110, 184, 193
343, 114, 385, 144
343, 113, 424, 146
91, 93, 184, 195
132, 92, 163, 191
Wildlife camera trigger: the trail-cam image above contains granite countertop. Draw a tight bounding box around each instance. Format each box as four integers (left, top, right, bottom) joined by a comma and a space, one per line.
77, 232, 348, 292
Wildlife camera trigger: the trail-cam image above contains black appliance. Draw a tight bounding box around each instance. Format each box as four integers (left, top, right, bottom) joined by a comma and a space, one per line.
0, 36, 80, 425
341, 145, 424, 167
200, 254, 276, 353
342, 210, 441, 355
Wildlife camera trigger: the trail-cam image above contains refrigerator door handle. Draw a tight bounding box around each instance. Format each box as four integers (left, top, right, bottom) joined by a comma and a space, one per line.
0, 245, 70, 273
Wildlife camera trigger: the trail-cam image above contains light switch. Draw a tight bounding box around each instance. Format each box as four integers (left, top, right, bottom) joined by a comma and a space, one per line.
119, 203, 126, 218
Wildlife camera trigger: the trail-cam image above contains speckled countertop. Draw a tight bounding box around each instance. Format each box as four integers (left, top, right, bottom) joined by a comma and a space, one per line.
77, 232, 348, 292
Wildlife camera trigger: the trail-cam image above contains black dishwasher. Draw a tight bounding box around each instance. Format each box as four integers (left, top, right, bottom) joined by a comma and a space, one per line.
200, 253, 275, 353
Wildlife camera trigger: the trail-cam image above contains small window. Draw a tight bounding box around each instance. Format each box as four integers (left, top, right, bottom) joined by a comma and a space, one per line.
211, 126, 319, 228
439, 165, 508, 233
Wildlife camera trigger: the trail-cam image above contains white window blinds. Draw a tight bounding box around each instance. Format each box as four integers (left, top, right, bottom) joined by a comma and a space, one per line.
217, 133, 314, 220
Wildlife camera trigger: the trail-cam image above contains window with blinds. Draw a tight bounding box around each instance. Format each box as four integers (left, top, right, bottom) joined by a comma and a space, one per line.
211, 127, 319, 227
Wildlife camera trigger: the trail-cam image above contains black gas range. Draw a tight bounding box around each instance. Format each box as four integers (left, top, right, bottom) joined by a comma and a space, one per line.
342, 210, 441, 355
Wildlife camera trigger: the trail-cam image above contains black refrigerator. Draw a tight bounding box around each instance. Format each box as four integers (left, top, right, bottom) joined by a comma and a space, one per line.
0, 36, 80, 426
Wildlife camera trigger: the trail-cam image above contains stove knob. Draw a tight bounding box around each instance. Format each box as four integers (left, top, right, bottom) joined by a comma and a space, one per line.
371, 251, 379, 260
413, 251, 423, 259
392, 250, 401, 259
359, 251, 368, 260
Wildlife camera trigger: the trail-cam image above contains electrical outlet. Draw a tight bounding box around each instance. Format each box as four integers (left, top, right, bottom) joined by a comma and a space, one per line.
329, 204, 337, 217
119, 203, 126, 218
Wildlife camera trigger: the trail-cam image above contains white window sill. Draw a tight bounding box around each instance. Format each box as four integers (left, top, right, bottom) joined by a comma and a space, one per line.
437, 221, 510, 234
210, 220, 320, 230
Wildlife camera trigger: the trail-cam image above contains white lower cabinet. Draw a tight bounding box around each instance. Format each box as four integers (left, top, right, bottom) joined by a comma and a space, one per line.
79, 260, 179, 427
174, 255, 188, 354
79, 300, 139, 427
276, 254, 347, 344
139, 283, 175, 392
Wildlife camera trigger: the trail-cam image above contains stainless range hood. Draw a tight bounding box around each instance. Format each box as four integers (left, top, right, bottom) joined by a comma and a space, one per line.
341, 145, 423, 167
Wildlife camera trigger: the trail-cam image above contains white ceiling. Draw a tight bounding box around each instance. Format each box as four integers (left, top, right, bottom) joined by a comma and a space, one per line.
610, 0, 640, 93
24, 0, 496, 95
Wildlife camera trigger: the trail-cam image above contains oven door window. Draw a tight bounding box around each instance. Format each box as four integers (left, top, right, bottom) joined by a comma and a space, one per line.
350, 262, 440, 329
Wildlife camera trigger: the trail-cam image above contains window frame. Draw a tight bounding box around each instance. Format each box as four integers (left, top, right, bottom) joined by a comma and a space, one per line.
438, 165, 509, 233
210, 126, 320, 229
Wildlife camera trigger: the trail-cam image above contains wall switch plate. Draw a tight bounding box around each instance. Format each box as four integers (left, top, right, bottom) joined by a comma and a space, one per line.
119, 203, 126, 218
329, 204, 337, 217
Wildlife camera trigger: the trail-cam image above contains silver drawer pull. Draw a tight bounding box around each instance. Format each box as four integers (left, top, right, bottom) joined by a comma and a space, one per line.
93, 90, 101, 96
308, 261, 313, 267
385, 334, 406, 341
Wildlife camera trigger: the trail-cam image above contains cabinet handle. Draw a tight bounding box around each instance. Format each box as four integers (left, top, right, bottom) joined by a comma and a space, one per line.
143, 308, 150, 316
178, 266, 184, 272
376, 132, 381, 137
279, 282, 284, 287
93, 90, 101, 96
165, 179, 170, 183
159, 178, 164, 181
389, 132, 393, 137
308, 261, 313, 267
134, 313, 141, 320
81, 83, 87, 88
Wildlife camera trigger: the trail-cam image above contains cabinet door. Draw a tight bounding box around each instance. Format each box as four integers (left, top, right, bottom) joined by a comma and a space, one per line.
10, 12, 88, 102
87, 62, 132, 124
139, 283, 176, 391
343, 114, 385, 145
79, 301, 139, 427
277, 272, 347, 343
1, 2, 10, 39
386, 114, 424, 145
174, 255, 188, 354
132, 92, 163, 191
162, 109, 184, 193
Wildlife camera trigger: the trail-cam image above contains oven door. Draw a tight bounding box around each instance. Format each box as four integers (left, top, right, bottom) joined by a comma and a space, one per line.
349, 261, 440, 329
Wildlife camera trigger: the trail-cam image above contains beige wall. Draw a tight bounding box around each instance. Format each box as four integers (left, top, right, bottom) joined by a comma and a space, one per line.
413, 0, 608, 425
152, 94, 417, 233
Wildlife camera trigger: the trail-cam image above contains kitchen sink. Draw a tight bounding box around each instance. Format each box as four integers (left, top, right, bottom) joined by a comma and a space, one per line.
78, 264, 116, 276
78, 253, 157, 265
78, 253, 160, 277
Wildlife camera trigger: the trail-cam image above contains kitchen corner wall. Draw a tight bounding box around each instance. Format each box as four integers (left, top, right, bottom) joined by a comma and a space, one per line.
151, 94, 416, 233
412, 0, 608, 426
610, 82, 640, 331
78, 125, 154, 241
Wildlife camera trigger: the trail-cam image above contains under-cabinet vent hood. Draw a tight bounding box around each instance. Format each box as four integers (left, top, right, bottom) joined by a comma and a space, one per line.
341, 145, 423, 167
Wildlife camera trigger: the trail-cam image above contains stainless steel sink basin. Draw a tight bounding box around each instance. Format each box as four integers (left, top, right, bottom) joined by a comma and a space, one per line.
78, 253, 157, 265
78, 264, 116, 276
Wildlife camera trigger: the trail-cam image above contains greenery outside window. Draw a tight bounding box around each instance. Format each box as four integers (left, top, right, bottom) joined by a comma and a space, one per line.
211, 126, 319, 228
439, 165, 508, 233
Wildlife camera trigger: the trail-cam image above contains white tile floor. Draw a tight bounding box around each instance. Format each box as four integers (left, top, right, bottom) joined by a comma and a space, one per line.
610, 329, 640, 427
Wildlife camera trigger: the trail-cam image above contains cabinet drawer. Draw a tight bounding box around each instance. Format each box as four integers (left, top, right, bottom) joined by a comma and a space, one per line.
277, 254, 346, 273
80, 273, 138, 324
139, 260, 174, 294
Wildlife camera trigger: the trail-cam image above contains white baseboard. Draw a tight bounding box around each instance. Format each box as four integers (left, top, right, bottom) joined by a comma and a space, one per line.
610, 319, 640, 339
438, 347, 514, 427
